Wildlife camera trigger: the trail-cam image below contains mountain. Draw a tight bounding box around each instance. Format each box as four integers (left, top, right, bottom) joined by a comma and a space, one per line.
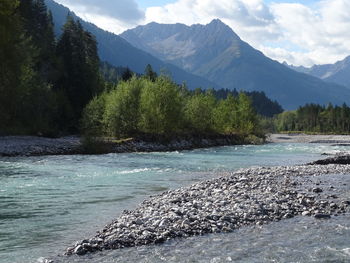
286, 56, 350, 88
45, 0, 220, 90
121, 20, 350, 109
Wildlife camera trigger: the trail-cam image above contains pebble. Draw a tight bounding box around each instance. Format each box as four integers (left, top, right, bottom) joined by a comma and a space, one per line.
313, 187, 323, 193
314, 213, 331, 219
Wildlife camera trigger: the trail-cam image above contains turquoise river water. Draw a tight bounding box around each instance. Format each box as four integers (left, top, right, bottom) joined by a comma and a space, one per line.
0, 143, 349, 263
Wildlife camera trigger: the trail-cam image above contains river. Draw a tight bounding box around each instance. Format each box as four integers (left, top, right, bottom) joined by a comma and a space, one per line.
0, 143, 349, 263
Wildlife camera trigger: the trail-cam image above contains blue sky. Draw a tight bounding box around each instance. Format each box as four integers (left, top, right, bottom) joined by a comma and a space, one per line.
53, 0, 350, 67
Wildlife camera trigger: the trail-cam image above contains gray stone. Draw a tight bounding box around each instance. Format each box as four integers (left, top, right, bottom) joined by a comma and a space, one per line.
302, 211, 311, 216
314, 213, 331, 219
74, 245, 87, 255
313, 188, 323, 193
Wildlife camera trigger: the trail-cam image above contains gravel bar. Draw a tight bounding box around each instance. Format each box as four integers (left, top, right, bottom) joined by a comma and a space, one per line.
65, 164, 350, 257
0, 136, 81, 156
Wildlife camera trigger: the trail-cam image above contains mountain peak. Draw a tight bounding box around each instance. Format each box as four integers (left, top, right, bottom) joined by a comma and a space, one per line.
343, 55, 350, 63
208, 18, 225, 26
205, 19, 240, 40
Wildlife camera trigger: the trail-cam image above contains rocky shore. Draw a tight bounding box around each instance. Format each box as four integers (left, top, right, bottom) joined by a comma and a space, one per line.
3, 133, 350, 157
107, 134, 255, 153
0, 134, 256, 157
267, 133, 350, 144
65, 164, 350, 257
309, 154, 350, 165
0, 136, 81, 157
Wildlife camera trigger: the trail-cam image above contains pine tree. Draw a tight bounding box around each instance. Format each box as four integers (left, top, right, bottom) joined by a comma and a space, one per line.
19, 0, 57, 83
144, 64, 157, 82
56, 16, 103, 130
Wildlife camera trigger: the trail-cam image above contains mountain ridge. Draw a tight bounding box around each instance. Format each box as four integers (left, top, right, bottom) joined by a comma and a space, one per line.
45, 0, 222, 90
121, 20, 350, 109
287, 56, 350, 88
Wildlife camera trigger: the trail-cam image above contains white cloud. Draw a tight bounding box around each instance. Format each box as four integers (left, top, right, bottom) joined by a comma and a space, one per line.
53, 0, 144, 33
143, 0, 350, 67
53, 0, 350, 67
269, 0, 350, 66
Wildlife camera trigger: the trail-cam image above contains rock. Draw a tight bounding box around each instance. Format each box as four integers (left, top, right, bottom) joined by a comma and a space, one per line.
309, 155, 350, 165
302, 211, 311, 216
314, 213, 331, 219
74, 245, 87, 255
312, 188, 323, 193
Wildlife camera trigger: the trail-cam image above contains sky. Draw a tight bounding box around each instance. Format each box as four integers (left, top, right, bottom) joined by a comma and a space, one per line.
53, 0, 350, 67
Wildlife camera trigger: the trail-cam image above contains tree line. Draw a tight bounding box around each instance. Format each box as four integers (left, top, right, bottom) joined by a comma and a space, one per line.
82, 75, 262, 138
200, 89, 283, 118
275, 103, 350, 133
0, 0, 102, 135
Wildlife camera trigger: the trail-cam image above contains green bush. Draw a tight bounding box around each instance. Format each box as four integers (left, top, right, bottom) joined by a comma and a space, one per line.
81, 75, 262, 139
138, 76, 183, 135
103, 76, 143, 137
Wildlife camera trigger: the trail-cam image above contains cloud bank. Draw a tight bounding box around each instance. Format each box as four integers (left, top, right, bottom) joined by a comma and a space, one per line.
53, 0, 350, 67
144, 0, 350, 66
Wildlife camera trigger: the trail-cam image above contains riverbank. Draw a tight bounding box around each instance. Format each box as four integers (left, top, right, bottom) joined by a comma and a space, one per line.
0, 136, 81, 156
4, 133, 350, 157
63, 163, 350, 257
267, 133, 350, 144
0, 134, 262, 157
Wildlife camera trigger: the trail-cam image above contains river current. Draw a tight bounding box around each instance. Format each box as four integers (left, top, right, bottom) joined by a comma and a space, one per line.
0, 143, 349, 263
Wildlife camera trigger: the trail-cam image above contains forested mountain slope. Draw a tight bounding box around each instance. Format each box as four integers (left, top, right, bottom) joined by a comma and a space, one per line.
45, 0, 221, 90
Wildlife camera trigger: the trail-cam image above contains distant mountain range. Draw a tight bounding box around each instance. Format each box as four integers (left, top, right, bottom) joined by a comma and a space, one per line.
46, 0, 350, 110
121, 20, 350, 109
45, 0, 221, 90
286, 56, 350, 88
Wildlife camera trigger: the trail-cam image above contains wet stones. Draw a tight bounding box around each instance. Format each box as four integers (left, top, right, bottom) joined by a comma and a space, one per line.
314, 213, 331, 219
309, 155, 350, 165
313, 187, 323, 193
65, 164, 350, 256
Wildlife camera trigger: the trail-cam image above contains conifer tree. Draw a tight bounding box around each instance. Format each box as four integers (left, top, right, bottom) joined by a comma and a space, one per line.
0, 0, 23, 130
144, 64, 157, 82
56, 16, 103, 130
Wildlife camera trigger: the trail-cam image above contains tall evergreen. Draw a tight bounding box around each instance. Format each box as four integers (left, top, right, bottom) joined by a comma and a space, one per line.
144, 64, 157, 82
0, 0, 24, 131
56, 16, 103, 130
0, 0, 54, 134
18, 0, 57, 83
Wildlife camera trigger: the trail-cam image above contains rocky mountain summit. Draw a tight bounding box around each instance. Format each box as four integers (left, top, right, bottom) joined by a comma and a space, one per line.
121, 20, 350, 109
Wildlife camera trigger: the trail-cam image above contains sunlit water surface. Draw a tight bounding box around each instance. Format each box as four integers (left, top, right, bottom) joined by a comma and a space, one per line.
0, 143, 349, 263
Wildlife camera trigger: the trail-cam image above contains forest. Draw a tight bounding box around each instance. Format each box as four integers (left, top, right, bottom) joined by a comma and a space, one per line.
1, 0, 102, 135
274, 103, 350, 134
0, 0, 282, 139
